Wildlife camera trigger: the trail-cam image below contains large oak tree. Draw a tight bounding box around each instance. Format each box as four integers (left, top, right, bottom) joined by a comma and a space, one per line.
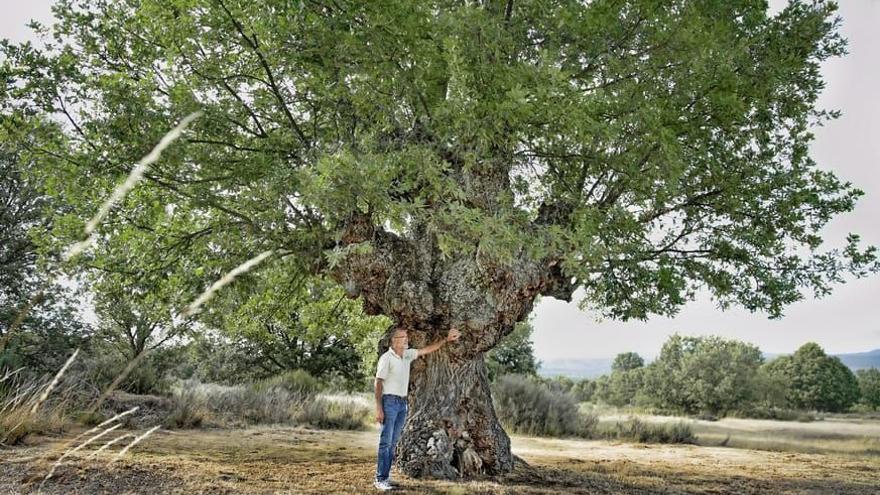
2, 0, 877, 479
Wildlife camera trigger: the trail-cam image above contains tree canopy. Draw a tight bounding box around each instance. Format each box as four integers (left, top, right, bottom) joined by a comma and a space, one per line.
612, 351, 644, 373
0, 0, 875, 329
0, 128, 90, 373
765, 342, 860, 412
856, 368, 880, 410
645, 334, 763, 415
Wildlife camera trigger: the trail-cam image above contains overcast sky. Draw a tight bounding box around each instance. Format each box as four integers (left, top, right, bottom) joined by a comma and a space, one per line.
3, 1, 878, 360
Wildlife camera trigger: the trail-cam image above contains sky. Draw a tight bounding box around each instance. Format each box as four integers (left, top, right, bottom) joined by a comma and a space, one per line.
3, 1, 878, 361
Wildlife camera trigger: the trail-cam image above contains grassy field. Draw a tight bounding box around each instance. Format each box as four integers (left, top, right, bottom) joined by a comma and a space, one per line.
589, 411, 880, 456
2, 414, 879, 494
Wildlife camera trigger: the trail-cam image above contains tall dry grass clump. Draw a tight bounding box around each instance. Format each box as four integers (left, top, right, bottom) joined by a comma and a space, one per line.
0, 351, 80, 445
603, 416, 696, 444
164, 371, 371, 430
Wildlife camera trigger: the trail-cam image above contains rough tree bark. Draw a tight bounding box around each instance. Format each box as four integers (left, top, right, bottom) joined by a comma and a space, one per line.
330, 209, 576, 479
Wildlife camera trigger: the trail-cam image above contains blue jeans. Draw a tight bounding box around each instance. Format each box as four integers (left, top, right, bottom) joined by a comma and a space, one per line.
376, 394, 407, 482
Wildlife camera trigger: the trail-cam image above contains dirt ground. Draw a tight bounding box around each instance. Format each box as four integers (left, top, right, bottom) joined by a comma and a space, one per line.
2, 425, 878, 494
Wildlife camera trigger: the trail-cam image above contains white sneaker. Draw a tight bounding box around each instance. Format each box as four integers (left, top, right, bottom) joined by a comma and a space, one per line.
373, 480, 393, 491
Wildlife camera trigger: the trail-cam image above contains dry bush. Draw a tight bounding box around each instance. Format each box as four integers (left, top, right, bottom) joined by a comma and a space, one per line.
164, 373, 367, 430
493, 374, 587, 437
295, 396, 371, 430
599, 416, 695, 444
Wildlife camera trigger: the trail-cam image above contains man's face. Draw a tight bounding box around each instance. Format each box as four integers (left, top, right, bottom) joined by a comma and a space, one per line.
391, 330, 408, 349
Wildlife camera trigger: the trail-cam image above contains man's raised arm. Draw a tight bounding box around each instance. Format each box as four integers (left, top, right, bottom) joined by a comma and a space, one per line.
417, 328, 461, 357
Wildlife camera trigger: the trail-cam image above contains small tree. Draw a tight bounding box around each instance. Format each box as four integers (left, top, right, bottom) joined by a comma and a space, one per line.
645, 335, 763, 416
595, 367, 646, 407
752, 361, 793, 410
0, 128, 90, 374
486, 319, 539, 381
612, 352, 645, 373
196, 270, 390, 387
856, 368, 880, 410
766, 343, 860, 412
570, 379, 596, 403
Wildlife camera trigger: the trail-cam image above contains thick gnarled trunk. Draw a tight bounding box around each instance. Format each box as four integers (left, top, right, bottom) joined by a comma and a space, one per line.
397, 350, 512, 479
330, 212, 574, 479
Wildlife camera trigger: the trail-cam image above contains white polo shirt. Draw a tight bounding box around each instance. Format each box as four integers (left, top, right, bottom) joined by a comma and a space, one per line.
376, 348, 419, 397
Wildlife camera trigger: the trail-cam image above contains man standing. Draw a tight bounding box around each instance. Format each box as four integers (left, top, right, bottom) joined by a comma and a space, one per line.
373, 326, 461, 491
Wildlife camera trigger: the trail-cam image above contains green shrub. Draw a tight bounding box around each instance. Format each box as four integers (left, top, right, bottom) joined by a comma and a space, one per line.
570, 379, 596, 403
492, 374, 582, 437
80, 351, 173, 396
856, 368, 880, 410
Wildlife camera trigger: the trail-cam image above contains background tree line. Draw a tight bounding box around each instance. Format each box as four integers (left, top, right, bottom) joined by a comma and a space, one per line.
534, 336, 879, 417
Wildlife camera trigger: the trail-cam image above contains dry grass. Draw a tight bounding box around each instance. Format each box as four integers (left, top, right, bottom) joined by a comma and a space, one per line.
0, 353, 80, 446
162, 380, 372, 431
2, 421, 878, 494
580, 403, 880, 456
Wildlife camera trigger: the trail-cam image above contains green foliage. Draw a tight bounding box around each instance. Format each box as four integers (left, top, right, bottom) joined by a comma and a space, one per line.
0, 133, 44, 302
643, 335, 764, 416
764, 343, 860, 412
91, 274, 190, 361
179, 331, 287, 385
486, 320, 539, 381
593, 352, 648, 407
595, 367, 648, 408
0, 130, 91, 375
569, 379, 596, 403
612, 352, 645, 373
541, 375, 576, 395
856, 368, 880, 410
199, 274, 389, 388
573, 337, 866, 419
80, 343, 183, 395
0, 292, 90, 375
750, 361, 794, 410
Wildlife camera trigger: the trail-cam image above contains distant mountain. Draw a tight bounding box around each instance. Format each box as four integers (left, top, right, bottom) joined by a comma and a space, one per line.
835, 349, 880, 371
538, 348, 880, 379
765, 349, 880, 371
537, 358, 614, 378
